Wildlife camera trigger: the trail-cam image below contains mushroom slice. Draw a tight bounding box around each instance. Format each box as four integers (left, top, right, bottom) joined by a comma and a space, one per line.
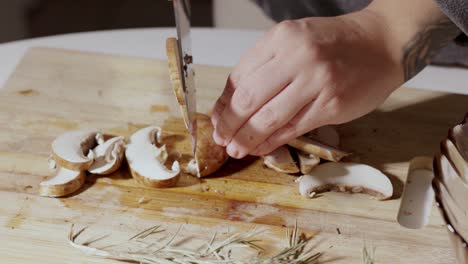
288, 136, 350, 162
299, 162, 393, 200
126, 126, 180, 188
39, 167, 86, 197
88, 136, 125, 175
186, 113, 229, 177
263, 146, 299, 174
448, 126, 468, 183
51, 130, 100, 171
296, 150, 320, 174
306, 125, 340, 147
166, 37, 189, 128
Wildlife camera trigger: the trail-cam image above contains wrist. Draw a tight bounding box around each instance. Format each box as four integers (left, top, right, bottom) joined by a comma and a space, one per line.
363, 0, 460, 80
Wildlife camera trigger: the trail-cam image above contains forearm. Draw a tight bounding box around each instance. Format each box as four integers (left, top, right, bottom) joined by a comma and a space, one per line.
364, 0, 460, 81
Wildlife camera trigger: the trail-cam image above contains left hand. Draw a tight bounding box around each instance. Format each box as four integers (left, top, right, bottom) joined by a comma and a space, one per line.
211, 10, 403, 159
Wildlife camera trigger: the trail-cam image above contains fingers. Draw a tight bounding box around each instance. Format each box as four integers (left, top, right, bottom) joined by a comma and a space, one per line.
211, 36, 274, 128
225, 78, 317, 159
211, 76, 236, 127
252, 93, 334, 156
213, 58, 294, 147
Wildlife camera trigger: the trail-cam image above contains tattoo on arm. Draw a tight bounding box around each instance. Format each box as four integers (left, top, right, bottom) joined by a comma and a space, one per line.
402, 20, 459, 81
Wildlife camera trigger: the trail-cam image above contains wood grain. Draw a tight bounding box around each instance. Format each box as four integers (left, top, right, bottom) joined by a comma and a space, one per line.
0, 47, 465, 263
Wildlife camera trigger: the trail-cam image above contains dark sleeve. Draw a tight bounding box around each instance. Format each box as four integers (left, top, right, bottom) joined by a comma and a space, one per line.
252, 0, 370, 22
434, 0, 468, 46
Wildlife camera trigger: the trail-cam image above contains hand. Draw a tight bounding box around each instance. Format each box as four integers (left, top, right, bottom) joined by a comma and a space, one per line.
211, 2, 455, 159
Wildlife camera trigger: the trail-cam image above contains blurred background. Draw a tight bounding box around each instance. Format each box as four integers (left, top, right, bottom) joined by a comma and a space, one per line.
0, 0, 274, 44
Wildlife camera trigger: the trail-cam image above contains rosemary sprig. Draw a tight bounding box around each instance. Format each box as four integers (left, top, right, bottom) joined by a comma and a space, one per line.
68, 222, 322, 264
362, 244, 376, 264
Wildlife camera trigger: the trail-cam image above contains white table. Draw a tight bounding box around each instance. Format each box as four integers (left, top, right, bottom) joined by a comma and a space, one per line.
0, 28, 467, 94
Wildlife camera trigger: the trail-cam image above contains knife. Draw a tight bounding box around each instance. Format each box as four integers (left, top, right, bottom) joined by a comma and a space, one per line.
172, 0, 199, 176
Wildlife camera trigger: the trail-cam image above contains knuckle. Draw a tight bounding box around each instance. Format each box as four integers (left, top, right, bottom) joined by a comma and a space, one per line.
326, 95, 345, 117
228, 72, 241, 88
254, 107, 278, 130
281, 121, 299, 140
273, 20, 298, 37
301, 41, 323, 58
233, 85, 254, 111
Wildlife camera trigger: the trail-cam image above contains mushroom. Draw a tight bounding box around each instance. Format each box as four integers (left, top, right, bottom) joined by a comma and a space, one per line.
39, 167, 86, 197
125, 126, 180, 188
186, 113, 229, 177
448, 125, 468, 183
263, 146, 299, 174
299, 162, 393, 200
288, 136, 350, 162
166, 37, 189, 128
88, 136, 126, 175
306, 125, 340, 147
295, 150, 320, 174
166, 38, 229, 178
51, 130, 100, 171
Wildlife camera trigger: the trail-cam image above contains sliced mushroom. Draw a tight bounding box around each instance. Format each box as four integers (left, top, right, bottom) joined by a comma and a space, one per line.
288, 136, 350, 162
448, 126, 468, 183
88, 136, 125, 175
39, 167, 86, 197
51, 130, 100, 171
263, 146, 299, 174
126, 126, 180, 188
299, 162, 393, 200
306, 125, 340, 147
186, 113, 229, 177
166, 37, 189, 128
441, 139, 468, 183
295, 150, 320, 174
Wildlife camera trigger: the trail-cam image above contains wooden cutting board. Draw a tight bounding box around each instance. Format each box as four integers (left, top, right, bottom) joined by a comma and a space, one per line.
1, 47, 466, 263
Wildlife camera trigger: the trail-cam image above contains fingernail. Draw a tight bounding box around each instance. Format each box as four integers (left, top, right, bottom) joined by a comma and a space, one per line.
227, 143, 240, 159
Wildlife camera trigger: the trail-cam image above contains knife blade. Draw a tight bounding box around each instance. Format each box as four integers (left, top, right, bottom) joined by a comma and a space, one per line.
172, 0, 199, 176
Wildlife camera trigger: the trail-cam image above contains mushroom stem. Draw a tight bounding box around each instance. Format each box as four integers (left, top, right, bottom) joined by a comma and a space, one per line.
288, 136, 349, 162
39, 167, 86, 197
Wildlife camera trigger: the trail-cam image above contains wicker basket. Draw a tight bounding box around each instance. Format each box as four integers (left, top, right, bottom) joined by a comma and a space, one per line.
433, 117, 468, 264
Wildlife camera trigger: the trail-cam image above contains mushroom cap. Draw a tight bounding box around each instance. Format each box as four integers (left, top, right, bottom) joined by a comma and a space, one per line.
299, 162, 393, 200
51, 130, 99, 171
187, 113, 229, 177
296, 150, 320, 175
126, 126, 180, 188
263, 146, 299, 174
88, 136, 126, 175
39, 167, 86, 197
